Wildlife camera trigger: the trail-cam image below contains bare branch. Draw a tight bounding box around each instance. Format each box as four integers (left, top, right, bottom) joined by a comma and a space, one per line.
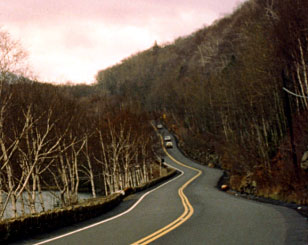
283, 87, 308, 98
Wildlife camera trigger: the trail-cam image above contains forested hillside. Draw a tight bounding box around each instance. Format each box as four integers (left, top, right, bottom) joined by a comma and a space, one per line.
96, 0, 308, 204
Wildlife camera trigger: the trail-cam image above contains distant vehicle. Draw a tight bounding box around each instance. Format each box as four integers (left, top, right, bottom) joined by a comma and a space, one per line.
165, 141, 173, 148
164, 135, 172, 141
157, 124, 163, 129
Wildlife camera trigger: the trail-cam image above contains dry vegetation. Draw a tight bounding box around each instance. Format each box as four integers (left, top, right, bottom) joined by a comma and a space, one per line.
96, 0, 308, 204
0, 79, 165, 220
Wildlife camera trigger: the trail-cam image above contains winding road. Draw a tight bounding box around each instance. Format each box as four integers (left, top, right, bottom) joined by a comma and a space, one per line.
14, 129, 307, 244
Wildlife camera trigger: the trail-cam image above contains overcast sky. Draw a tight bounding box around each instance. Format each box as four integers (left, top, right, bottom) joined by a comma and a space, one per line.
0, 0, 245, 84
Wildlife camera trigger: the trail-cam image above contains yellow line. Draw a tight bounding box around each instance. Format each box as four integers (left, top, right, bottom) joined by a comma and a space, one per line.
132, 131, 202, 244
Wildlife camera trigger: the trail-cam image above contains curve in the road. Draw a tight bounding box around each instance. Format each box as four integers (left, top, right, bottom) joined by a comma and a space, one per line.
33, 162, 184, 245
132, 137, 202, 245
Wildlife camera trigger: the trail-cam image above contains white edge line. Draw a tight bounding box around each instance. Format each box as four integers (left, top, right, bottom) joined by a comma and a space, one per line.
33, 162, 184, 245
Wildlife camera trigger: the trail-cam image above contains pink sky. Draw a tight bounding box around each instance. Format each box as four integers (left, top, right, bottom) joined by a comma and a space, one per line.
0, 0, 245, 84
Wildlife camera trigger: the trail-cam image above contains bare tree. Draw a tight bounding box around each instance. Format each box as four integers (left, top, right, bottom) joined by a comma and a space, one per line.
0, 106, 33, 218
0, 29, 28, 81
16, 109, 65, 214
80, 134, 97, 198
50, 132, 86, 206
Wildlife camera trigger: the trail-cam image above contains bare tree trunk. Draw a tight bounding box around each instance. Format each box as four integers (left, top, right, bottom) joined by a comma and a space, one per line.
103, 173, 110, 196
5, 164, 18, 218
27, 188, 36, 215
298, 38, 308, 96
37, 175, 45, 212
20, 192, 25, 216
11, 193, 17, 218
26, 178, 37, 215
295, 63, 308, 109
0, 189, 12, 219
0, 190, 3, 215
0, 178, 3, 214
89, 170, 96, 198
82, 136, 97, 198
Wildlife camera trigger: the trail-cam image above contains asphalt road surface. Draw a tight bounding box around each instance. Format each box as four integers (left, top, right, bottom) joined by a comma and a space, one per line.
14, 129, 307, 245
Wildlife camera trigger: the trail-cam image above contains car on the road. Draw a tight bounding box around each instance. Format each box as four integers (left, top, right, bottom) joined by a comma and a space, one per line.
165, 141, 173, 148
156, 124, 163, 129
164, 135, 172, 141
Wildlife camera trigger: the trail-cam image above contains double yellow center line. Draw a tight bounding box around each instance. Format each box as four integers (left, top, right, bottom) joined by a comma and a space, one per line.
132, 132, 202, 244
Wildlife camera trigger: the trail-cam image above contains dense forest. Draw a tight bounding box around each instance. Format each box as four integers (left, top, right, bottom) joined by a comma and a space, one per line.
1, 0, 308, 221
96, 0, 308, 204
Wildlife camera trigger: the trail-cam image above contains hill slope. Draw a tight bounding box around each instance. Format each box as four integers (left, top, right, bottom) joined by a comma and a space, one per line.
95, 0, 308, 204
